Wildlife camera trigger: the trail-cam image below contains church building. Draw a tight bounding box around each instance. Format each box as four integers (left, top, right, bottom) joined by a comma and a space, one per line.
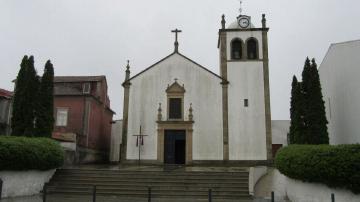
120, 12, 272, 165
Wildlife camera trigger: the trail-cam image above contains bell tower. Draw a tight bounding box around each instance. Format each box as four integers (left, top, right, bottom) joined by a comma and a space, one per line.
218, 12, 272, 161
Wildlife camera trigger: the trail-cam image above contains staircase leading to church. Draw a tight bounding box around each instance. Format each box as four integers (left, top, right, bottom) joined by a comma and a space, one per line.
47, 166, 252, 200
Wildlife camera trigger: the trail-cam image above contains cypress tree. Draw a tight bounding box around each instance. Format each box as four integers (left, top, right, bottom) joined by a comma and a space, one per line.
288, 76, 306, 144
23, 56, 39, 137
289, 76, 297, 143
307, 59, 329, 144
301, 57, 312, 143
35, 60, 55, 137
288, 76, 297, 144
11, 56, 29, 136
301, 57, 329, 144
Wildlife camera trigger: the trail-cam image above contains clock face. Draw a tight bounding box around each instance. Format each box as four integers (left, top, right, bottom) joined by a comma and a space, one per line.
238, 17, 250, 28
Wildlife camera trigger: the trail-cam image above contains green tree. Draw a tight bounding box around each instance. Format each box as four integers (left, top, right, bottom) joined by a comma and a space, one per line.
288, 76, 305, 144
11, 56, 39, 137
305, 59, 328, 144
23, 56, 39, 137
11, 56, 29, 136
35, 60, 54, 137
301, 57, 329, 144
301, 57, 312, 143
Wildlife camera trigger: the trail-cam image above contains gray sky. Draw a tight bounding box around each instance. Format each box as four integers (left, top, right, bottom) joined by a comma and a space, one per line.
1, 0, 359, 120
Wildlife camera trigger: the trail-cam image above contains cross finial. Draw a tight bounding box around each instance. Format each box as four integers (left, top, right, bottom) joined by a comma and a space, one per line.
174, 78, 178, 82
171, 28, 182, 53
239, 0, 243, 15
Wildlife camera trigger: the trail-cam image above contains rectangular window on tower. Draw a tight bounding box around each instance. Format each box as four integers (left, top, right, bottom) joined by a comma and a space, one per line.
168, 98, 182, 119
244, 99, 249, 107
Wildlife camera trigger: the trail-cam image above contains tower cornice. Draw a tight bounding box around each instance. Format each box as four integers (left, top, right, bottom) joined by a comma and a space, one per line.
219, 28, 269, 33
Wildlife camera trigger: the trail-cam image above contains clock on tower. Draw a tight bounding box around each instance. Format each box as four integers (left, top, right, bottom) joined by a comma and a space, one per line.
237, 15, 251, 28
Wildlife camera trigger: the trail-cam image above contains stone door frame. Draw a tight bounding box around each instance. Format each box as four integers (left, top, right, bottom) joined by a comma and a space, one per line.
157, 121, 194, 165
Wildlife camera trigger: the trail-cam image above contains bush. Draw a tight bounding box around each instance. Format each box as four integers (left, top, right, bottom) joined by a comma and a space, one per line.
0, 136, 64, 170
275, 144, 360, 194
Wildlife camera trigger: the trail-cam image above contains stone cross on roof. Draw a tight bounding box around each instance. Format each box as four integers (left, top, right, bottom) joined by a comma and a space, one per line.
171, 28, 182, 53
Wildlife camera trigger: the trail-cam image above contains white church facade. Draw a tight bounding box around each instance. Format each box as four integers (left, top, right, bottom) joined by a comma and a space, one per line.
120, 13, 272, 165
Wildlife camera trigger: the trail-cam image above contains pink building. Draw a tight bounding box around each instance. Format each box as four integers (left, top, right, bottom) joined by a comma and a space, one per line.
52, 76, 114, 163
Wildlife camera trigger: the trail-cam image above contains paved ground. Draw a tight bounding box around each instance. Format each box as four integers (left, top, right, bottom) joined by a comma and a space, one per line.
0, 194, 271, 202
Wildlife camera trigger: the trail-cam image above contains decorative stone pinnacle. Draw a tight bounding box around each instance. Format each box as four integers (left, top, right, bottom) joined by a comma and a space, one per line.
158, 103, 162, 121
262, 14, 266, 28
221, 14, 226, 29
174, 78, 178, 82
188, 103, 193, 121
126, 60, 130, 71
124, 60, 131, 81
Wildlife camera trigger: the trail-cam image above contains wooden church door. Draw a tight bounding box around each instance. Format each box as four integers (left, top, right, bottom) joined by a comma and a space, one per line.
164, 130, 186, 164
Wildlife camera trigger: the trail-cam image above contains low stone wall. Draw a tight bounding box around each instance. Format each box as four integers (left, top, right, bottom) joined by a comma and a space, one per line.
77, 147, 108, 164
255, 168, 360, 202
60, 142, 108, 165
249, 166, 268, 195
0, 169, 55, 198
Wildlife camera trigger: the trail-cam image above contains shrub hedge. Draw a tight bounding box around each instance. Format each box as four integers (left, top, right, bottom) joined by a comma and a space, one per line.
0, 136, 64, 170
275, 144, 360, 194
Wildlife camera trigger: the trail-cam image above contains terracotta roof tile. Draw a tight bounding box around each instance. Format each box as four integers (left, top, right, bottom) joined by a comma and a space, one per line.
0, 88, 13, 98
54, 76, 106, 83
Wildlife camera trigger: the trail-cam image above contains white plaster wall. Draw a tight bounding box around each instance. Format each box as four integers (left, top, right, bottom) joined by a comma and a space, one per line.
0, 169, 55, 198
255, 169, 360, 202
110, 120, 122, 162
319, 40, 360, 144
249, 166, 268, 196
228, 61, 267, 160
255, 169, 287, 201
226, 31, 263, 60
226, 30, 267, 160
127, 53, 223, 160
271, 120, 290, 145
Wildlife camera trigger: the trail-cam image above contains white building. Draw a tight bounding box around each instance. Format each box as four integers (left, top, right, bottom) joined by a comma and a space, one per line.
110, 120, 122, 162
120, 13, 272, 165
271, 120, 289, 146
319, 40, 360, 144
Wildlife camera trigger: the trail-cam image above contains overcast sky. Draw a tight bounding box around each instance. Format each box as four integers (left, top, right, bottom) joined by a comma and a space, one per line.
1, 0, 359, 120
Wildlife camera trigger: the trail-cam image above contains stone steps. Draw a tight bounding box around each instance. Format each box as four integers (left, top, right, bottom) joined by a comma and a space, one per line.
55, 171, 249, 176
47, 185, 249, 192
53, 172, 249, 176
47, 167, 252, 200
49, 182, 248, 188
51, 177, 249, 183
46, 190, 251, 199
